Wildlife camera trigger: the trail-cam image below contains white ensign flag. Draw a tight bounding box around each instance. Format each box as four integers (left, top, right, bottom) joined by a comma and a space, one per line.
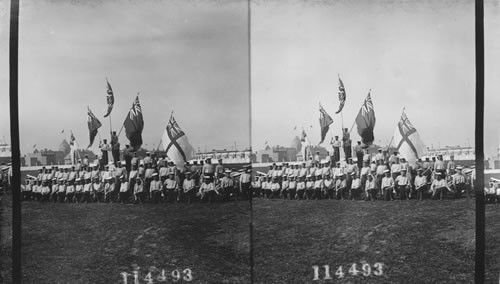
393, 111, 426, 165
162, 114, 195, 170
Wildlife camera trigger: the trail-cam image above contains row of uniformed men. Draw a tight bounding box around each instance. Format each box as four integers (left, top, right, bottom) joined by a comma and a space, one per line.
263, 156, 460, 181
252, 165, 470, 201
22, 165, 253, 203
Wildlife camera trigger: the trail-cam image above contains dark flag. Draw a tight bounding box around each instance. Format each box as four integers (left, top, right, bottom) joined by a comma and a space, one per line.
70, 131, 76, 146
355, 91, 376, 146
319, 102, 334, 144
104, 79, 114, 118
335, 75, 346, 114
124, 95, 144, 150
87, 107, 102, 149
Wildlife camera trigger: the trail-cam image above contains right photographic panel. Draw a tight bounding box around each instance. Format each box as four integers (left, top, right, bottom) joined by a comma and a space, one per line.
251, 0, 475, 282
485, 0, 500, 281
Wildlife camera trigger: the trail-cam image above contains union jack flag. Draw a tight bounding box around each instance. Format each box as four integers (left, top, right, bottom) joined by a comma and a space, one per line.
335, 76, 347, 114
162, 113, 194, 168
129, 96, 142, 119
398, 111, 416, 135
166, 114, 185, 140
104, 79, 114, 118
361, 92, 374, 116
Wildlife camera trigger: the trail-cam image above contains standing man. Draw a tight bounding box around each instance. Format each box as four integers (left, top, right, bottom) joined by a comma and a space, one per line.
331, 136, 341, 163
110, 131, 120, 163
452, 166, 467, 198
123, 145, 133, 172
342, 128, 352, 161
215, 159, 225, 179
354, 141, 364, 169
99, 139, 111, 170
239, 165, 252, 200
446, 155, 456, 176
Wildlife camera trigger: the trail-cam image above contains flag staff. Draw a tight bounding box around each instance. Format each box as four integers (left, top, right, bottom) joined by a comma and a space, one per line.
349, 89, 371, 134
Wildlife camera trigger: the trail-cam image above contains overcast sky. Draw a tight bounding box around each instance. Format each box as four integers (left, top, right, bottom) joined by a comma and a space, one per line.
3, 0, 500, 158
0, 0, 9, 145
12, 0, 249, 155
485, 0, 500, 158
251, 0, 475, 155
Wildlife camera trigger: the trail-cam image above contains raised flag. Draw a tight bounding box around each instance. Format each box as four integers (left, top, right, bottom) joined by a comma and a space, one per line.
104, 79, 114, 118
319, 102, 334, 144
70, 131, 76, 146
393, 110, 426, 165
162, 114, 195, 169
355, 91, 376, 146
335, 75, 346, 114
87, 106, 102, 149
124, 96, 144, 150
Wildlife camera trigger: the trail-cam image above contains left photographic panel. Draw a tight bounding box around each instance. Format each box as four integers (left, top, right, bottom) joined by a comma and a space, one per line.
17, 0, 251, 283
0, 0, 12, 283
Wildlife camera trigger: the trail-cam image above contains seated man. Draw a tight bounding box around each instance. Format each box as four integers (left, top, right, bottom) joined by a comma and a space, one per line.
323, 173, 334, 200
150, 173, 162, 204
182, 173, 196, 204
296, 176, 306, 200
430, 172, 450, 200
335, 174, 347, 200
251, 176, 262, 198
270, 176, 281, 199
381, 170, 394, 201
199, 175, 219, 203
281, 175, 289, 199
312, 173, 323, 200
305, 175, 314, 200
395, 169, 411, 200
348, 172, 361, 200
364, 174, 377, 201
288, 175, 297, 200
134, 177, 145, 204
451, 166, 467, 198
414, 168, 428, 201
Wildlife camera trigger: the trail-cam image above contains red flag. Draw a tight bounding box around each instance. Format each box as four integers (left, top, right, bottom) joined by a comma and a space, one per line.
104, 79, 114, 118
87, 107, 102, 149
355, 91, 376, 146
335, 75, 346, 114
319, 102, 334, 144
124, 95, 144, 150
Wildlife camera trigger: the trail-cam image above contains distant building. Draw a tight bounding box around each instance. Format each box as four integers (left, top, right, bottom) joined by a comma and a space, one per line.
423, 145, 475, 161
295, 145, 328, 162
192, 149, 251, 164
25, 149, 66, 166
255, 145, 298, 163
63, 149, 97, 165
0, 142, 11, 164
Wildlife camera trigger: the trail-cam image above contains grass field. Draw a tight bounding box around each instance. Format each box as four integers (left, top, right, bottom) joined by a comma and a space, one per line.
3, 193, 500, 283
486, 204, 500, 283
252, 198, 475, 283
0, 193, 13, 283
3, 195, 250, 283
